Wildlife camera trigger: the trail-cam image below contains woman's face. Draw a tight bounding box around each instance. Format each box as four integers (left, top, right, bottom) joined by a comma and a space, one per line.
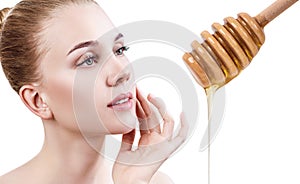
38, 3, 136, 135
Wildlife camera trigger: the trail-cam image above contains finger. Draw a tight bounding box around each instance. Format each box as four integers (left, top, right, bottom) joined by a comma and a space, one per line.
162, 116, 174, 140
136, 100, 150, 135
136, 114, 189, 163
148, 94, 174, 136
148, 94, 173, 123
172, 112, 189, 146
156, 113, 189, 157
142, 94, 162, 133
136, 98, 146, 119
120, 129, 136, 151
136, 88, 152, 117
162, 112, 189, 154
137, 90, 161, 133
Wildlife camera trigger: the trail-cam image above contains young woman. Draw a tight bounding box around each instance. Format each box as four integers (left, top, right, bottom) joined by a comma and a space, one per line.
0, 0, 188, 183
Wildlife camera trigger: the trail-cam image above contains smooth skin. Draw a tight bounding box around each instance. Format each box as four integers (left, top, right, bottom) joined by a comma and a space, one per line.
0, 2, 188, 184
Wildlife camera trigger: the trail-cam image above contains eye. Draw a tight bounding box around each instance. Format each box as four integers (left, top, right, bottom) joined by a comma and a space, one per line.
115, 46, 129, 56
76, 54, 98, 67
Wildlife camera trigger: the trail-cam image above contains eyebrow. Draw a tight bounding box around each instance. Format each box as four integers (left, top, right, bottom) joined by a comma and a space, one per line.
67, 41, 94, 56
67, 33, 124, 56
114, 33, 124, 42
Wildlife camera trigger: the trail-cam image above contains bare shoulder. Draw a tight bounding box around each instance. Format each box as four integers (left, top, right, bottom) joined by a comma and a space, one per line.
0, 165, 35, 184
0, 175, 4, 184
150, 171, 174, 184
0, 172, 16, 184
0, 169, 23, 184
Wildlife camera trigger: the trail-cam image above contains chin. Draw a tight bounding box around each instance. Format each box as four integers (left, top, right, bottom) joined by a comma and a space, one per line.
109, 126, 134, 135
121, 126, 135, 134
109, 111, 137, 131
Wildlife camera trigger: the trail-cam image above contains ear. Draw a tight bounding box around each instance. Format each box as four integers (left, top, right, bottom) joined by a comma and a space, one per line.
19, 85, 53, 120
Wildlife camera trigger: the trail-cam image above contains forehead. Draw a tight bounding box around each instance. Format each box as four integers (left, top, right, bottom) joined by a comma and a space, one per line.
41, 3, 115, 54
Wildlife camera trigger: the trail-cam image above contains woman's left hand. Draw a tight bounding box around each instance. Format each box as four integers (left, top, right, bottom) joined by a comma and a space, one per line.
112, 89, 189, 184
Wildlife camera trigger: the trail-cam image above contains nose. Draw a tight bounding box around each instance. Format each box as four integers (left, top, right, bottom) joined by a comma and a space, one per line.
106, 56, 131, 87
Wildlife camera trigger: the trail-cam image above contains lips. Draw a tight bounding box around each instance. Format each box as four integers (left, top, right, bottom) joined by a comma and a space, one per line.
107, 92, 133, 111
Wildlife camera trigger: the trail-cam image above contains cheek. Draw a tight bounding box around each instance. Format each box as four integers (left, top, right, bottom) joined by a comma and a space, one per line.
95, 93, 134, 134
94, 77, 136, 134
94, 77, 119, 133
45, 73, 76, 129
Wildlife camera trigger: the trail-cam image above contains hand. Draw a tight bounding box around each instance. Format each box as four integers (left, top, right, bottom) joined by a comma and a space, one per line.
112, 89, 189, 184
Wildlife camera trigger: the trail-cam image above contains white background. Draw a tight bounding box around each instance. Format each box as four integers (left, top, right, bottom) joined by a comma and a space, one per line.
1, 0, 300, 183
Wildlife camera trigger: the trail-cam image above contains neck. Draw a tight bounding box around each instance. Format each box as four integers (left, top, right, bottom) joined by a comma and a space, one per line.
36, 120, 113, 184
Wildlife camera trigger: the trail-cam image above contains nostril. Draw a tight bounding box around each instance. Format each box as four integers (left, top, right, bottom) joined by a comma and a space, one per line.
112, 72, 130, 87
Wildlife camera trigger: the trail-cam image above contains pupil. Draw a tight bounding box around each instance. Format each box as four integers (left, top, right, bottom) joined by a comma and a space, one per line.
86, 58, 93, 65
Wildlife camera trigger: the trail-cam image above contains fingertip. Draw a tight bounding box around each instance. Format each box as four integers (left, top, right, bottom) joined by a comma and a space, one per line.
147, 93, 155, 101
136, 88, 145, 98
180, 111, 189, 132
180, 112, 186, 123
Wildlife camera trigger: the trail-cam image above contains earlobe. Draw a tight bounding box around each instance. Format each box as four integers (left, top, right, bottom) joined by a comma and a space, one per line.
19, 85, 53, 120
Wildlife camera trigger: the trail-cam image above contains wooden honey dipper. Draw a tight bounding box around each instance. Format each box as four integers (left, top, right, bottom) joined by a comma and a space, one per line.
183, 0, 298, 89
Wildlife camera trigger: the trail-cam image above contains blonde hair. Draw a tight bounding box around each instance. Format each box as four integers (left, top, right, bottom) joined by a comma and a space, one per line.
0, 0, 96, 93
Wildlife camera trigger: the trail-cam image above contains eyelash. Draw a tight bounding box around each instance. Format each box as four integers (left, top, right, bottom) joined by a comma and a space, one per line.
115, 46, 130, 56
76, 45, 129, 67
76, 55, 98, 67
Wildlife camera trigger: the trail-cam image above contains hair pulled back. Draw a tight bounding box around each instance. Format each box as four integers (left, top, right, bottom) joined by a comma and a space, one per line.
0, 0, 96, 93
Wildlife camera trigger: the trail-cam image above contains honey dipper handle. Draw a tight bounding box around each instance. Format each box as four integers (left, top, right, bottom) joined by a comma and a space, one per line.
255, 0, 298, 27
